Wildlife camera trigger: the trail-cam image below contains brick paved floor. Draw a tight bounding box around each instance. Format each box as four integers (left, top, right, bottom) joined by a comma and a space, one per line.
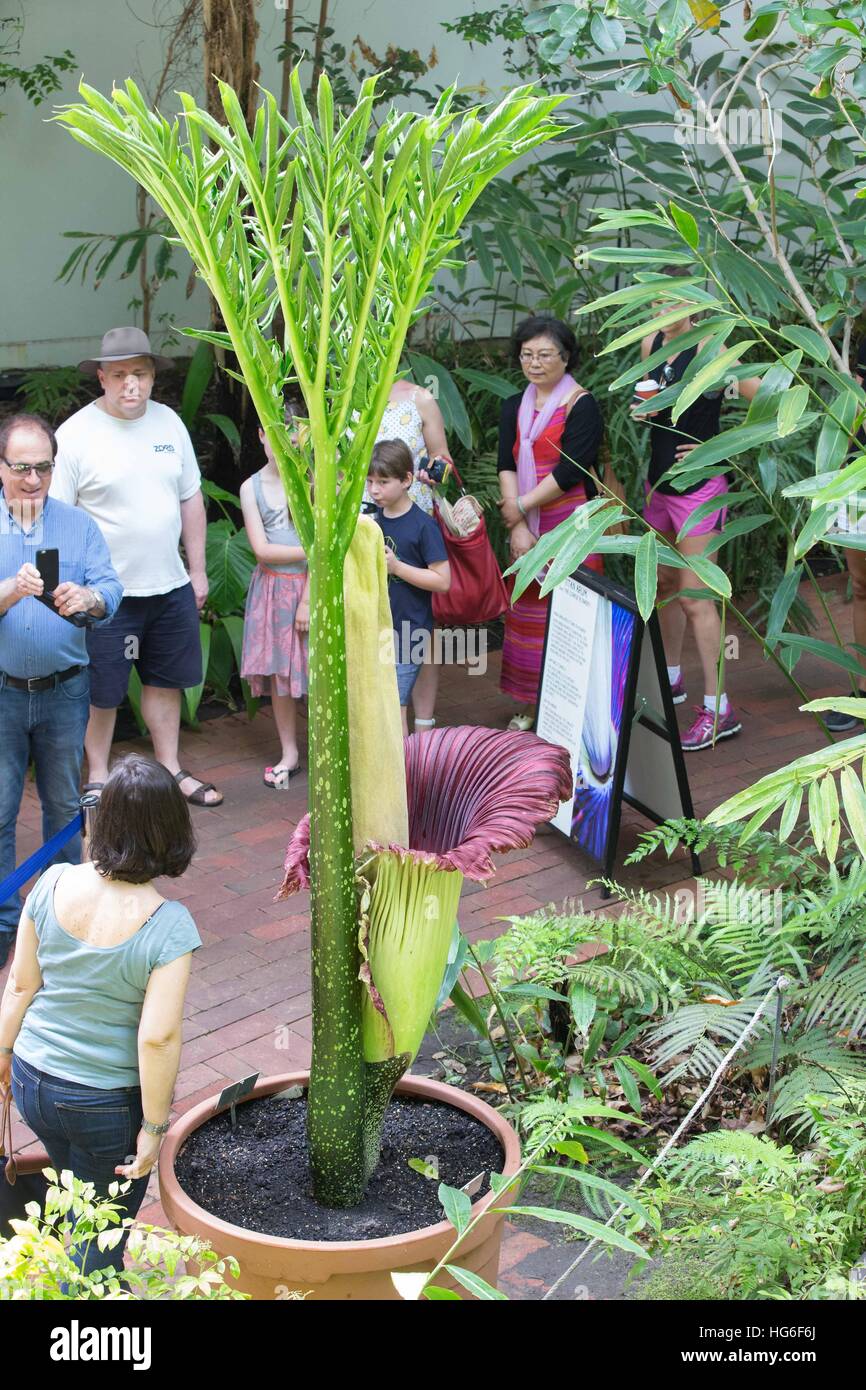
2, 573, 855, 1297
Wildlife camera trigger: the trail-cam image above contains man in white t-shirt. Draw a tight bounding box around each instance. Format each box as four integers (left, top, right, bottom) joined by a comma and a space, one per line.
52, 327, 223, 806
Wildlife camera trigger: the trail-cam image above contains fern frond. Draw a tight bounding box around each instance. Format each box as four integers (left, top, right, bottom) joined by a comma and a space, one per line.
514, 1095, 648, 1161
770, 1066, 866, 1137
787, 862, 866, 940
803, 952, 866, 1038
644, 997, 771, 1082
567, 961, 666, 1012
659, 1130, 798, 1183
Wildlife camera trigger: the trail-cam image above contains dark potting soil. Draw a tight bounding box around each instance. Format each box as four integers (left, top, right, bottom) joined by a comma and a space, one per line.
174, 1093, 505, 1242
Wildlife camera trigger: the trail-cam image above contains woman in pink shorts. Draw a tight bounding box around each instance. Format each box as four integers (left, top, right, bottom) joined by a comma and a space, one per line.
637, 301, 759, 751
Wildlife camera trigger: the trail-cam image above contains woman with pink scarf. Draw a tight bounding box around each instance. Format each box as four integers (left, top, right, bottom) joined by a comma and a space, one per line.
497, 315, 605, 730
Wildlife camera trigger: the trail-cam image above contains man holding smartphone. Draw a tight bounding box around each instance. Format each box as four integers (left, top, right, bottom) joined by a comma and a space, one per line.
0, 413, 121, 968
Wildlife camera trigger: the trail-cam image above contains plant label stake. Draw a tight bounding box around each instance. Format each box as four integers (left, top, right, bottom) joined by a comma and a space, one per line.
214, 1072, 260, 1131
765, 975, 788, 1126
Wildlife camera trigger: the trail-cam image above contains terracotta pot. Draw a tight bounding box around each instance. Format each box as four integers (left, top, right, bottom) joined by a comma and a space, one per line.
159, 1071, 521, 1300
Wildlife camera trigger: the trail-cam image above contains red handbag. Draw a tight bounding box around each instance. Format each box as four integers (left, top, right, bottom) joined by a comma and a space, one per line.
431, 464, 509, 626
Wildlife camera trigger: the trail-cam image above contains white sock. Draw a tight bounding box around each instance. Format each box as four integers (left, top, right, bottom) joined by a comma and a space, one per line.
667, 666, 681, 684
704, 693, 729, 715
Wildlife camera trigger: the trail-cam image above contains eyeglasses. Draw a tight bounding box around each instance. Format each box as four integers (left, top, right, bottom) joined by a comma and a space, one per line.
519, 351, 562, 365
1, 460, 54, 476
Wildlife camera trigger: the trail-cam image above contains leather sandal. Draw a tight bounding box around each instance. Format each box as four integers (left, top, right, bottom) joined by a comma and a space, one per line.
174, 769, 224, 807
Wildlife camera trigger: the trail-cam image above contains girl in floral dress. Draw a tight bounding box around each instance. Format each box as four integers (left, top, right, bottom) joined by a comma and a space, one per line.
240, 419, 309, 787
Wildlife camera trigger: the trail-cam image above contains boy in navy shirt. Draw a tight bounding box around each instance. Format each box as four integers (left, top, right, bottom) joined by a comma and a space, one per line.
367, 439, 450, 734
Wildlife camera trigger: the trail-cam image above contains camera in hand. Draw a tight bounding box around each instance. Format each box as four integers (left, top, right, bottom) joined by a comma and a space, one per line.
35, 547, 90, 628
421, 455, 451, 486
361, 500, 379, 515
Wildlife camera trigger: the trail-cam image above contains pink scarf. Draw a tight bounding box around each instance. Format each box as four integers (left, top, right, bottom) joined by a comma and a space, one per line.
516, 374, 578, 537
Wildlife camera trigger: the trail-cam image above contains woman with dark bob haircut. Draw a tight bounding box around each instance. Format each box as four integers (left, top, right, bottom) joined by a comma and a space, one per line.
0, 755, 200, 1277
497, 314, 617, 728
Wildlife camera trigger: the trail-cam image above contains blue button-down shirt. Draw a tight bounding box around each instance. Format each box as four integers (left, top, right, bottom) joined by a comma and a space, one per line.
0, 494, 122, 679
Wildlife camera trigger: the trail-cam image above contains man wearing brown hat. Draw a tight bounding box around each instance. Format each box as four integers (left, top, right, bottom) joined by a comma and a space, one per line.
52, 327, 222, 806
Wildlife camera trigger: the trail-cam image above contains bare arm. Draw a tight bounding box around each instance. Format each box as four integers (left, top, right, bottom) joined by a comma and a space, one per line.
499, 470, 538, 558
499, 467, 519, 508
699, 337, 761, 402
386, 552, 451, 593
519, 473, 565, 512
296, 570, 311, 633
240, 478, 306, 567
736, 373, 762, 402
416, 387, 452, 470
116, 952, 192, 1180
0, 912, 43, 1087
180, 490, 208, 609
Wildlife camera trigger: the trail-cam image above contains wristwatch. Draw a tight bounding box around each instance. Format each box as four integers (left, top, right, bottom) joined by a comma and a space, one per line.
141, 1117, 171, 1136
85, 587, 105, 615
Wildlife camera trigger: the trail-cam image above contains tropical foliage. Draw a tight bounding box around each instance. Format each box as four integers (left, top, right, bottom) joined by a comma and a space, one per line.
0, 1169, 246, 1300
634, 1106, 866, 1300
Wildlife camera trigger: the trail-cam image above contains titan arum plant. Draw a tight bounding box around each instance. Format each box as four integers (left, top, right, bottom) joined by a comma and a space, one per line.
56, 73, 572, 1207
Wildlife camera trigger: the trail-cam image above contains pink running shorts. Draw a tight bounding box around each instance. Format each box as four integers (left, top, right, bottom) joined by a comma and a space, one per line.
643, 473, 729, 539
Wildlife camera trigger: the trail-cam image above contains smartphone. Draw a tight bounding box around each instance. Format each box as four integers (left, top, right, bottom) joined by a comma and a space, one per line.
35, 547, 59, 594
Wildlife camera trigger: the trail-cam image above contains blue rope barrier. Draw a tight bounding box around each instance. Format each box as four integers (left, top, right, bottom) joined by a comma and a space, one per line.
0, 812, 84, 905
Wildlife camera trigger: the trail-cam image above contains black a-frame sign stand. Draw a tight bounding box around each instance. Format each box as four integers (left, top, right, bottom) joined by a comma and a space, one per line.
535, 565, 700, 883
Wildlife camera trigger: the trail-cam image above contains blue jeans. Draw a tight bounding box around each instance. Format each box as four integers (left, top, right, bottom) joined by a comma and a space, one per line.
0, 670, 90, 935
11, 1054, 149, 1277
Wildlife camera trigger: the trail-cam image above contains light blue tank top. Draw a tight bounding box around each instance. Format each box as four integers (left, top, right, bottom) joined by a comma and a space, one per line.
14, 864, 202, 1089
252, 469, 306, 576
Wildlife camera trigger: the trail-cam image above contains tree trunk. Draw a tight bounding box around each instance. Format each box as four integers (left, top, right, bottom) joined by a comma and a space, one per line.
137, 185, 151, 336
311, 0, 328, 96
202, 0, 260, 132
202, 0, 261, 485
279, 0, 295, 120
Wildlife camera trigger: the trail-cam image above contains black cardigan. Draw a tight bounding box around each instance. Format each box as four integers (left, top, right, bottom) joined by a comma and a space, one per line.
496, 391, 602, 497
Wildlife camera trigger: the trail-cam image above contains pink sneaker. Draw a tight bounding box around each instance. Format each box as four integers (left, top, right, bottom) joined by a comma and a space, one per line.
670, 674, 687, 705
682, 704, 742, 751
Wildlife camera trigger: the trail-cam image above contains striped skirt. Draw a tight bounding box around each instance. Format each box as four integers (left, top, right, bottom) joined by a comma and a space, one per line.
500, 552, 603, 707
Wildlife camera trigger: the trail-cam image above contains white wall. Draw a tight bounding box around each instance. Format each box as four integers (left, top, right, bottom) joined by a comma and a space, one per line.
2, 0, 753, 368
0, 0, 539, 366
0, 0, 525, 367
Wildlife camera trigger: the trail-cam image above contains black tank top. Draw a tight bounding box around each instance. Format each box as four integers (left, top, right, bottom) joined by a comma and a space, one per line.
647, 330, 725, 495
